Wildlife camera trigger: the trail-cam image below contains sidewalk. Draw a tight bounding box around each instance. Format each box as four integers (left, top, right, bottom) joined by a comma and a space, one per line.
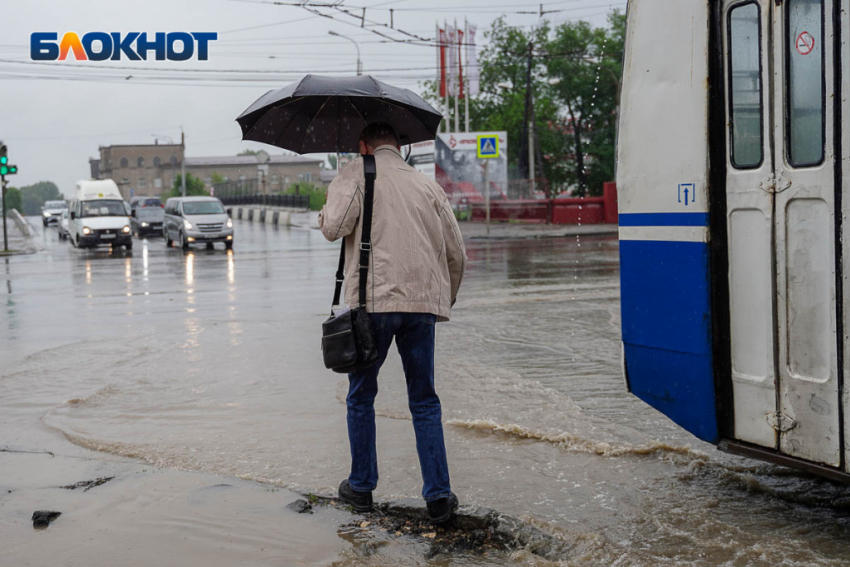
0, 214, 38, 255
458, 220, 618, 241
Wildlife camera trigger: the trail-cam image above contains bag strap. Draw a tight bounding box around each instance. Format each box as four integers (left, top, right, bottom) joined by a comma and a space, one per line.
358, 155, 377, 309
330, 154, 377, 312
331, 243, 346, 311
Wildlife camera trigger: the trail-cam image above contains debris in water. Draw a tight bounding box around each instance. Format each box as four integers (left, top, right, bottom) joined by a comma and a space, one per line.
286, 499, 313, 514
32, 511, 61, 529
61, 476, 115, 492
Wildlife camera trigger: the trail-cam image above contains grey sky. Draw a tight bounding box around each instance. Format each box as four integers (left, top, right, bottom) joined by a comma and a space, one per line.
1, 0, 625, 195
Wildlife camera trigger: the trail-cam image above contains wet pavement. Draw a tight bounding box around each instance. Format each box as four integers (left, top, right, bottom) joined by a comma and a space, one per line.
3, 216, 850, 566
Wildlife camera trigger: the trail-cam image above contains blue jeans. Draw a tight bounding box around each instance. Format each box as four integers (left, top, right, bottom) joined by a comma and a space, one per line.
346, 312, 451, 502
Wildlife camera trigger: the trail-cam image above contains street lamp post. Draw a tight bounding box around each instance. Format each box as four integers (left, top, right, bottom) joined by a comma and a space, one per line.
328, 30, 362, 75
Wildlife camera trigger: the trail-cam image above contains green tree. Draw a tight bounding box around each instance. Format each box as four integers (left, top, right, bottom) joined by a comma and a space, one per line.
20, 181, 61, 215
211, 172, 227, 185
4, 187, 22, 214
546, 11, 625, 196
326, 154, 338, 170
421, 13, 625, 197
283, 182, 326, 211
471, 18, 557, 184
161, 173, 209, 199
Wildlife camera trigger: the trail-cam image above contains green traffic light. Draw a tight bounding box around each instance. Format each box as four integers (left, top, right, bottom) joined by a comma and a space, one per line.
0, 165, 7, 175
0, 156, 7, 165
8, 166, 16, 174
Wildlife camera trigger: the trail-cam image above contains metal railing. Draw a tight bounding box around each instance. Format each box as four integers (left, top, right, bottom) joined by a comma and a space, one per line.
218, 193, 309, 209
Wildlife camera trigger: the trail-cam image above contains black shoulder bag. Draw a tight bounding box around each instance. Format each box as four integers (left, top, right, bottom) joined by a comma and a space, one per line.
321, 155, 380, 373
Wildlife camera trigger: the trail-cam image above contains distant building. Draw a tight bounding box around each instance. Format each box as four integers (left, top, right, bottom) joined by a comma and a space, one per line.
89, 158, 101, 179
91, 138, 322, 200
94, 140, 185, 200
185, 155, 322, 195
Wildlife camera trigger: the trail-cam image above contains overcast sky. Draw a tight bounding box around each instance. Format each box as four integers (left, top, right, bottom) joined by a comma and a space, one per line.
1, 0, 625, 196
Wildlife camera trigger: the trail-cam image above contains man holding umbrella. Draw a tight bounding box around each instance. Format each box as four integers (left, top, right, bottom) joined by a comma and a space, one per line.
237, 75, 466, 523
319, 123, 467, 523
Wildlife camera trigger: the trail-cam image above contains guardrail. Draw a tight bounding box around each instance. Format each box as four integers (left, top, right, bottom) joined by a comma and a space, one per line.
218, 194, 309, 210
11, 209, 34, 237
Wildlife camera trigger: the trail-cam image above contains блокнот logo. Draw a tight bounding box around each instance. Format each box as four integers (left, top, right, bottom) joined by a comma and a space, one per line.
31, 32, 217, 61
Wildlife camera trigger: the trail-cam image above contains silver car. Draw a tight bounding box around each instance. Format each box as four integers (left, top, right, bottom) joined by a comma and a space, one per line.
41, 200, 68, 226
58, 209, 70, 240
163, 196, 234, 250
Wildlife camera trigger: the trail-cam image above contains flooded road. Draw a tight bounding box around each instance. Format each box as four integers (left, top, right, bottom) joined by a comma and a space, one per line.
3, 217, 850, 566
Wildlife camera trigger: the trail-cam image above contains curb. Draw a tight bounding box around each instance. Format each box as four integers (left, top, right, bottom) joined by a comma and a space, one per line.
466, 229, 619, 241
298, 493, 571, 561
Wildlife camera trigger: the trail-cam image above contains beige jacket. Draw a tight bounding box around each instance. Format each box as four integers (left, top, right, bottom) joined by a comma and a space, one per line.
318, 145, 467, 321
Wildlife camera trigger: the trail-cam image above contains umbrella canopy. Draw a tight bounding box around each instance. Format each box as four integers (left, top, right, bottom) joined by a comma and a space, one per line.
236, 75, 443, 154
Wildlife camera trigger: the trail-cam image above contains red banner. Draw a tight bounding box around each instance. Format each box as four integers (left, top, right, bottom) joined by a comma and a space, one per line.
457, 29, 464, 99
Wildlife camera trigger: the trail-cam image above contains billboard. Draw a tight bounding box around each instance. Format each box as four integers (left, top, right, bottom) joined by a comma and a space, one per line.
407, 140, 435, 180
435, 131, 508, 206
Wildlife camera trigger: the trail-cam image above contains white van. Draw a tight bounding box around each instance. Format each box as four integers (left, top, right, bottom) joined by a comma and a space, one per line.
68, 180, 133, 250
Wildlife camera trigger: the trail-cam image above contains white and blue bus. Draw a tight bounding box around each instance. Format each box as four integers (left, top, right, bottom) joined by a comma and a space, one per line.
618, 0, 850, 481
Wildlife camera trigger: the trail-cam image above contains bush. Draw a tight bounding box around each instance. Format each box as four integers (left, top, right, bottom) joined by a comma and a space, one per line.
283, 182, 326, 211
4, 187, 22, 215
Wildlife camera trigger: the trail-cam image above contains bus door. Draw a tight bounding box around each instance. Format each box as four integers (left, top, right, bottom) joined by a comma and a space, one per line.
723, 0, 840, 466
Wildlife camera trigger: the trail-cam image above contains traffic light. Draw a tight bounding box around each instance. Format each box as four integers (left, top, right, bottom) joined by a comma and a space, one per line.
0, 144, 18, 176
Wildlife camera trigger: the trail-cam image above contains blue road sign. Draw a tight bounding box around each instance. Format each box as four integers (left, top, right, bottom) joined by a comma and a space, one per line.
477, 135, 499, 159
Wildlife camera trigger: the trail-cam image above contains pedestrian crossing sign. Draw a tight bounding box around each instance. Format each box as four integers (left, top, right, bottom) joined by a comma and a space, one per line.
477, 135, 499, 158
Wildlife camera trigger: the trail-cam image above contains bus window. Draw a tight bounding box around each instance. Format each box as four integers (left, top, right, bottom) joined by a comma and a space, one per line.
728, 2, 763, 169
786, 0, 824, 167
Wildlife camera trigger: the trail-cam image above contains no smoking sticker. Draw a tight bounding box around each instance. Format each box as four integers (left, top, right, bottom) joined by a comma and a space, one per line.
796, 31, 815, 55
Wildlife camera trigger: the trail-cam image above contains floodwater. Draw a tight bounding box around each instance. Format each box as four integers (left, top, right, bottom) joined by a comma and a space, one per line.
3, 216, 850, 566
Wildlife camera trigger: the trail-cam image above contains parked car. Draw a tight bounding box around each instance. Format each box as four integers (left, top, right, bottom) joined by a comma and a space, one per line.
163, 196, 233, 250
41, 200, 68, 226
131, 206, 165, 238
57, 209, 70, 240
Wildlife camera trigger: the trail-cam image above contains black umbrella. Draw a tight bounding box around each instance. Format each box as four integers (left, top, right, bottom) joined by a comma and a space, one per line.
236, 75, 443, 154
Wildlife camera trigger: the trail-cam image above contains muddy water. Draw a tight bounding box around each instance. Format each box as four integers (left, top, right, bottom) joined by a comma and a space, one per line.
3, 219, 850, 566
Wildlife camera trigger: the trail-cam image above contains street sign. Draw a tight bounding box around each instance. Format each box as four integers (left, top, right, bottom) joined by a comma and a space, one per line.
477, 135, 499, 159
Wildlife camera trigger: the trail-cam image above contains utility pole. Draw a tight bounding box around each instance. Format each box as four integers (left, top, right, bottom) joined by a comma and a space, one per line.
520, 41, 534, 184
464, 18, 470, 133
180, 128, 186, 197
1, 177, 7, 252
328, 30, 362, 75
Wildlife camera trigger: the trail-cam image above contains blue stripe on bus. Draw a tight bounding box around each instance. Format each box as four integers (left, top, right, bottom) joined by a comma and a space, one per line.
618, 213, 710, 227
619, 239, 719, 444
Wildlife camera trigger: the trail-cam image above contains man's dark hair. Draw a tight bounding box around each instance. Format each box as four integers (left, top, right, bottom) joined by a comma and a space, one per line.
359, 122, 400, 148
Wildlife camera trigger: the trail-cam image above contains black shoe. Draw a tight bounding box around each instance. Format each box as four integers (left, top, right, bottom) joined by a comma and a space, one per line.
338, 479, 373, 513
427, 492, 459, 524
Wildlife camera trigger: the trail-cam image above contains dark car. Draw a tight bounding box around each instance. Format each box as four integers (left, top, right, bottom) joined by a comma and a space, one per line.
129, 196, 163, 210
131, 206, 165, 237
